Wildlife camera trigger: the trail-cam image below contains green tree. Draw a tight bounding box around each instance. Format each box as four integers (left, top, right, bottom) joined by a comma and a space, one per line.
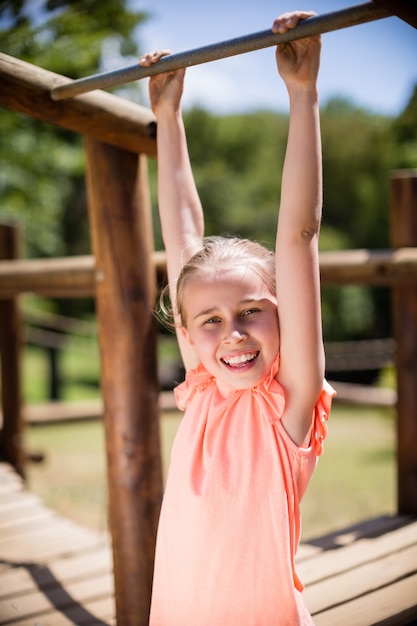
320, 97, 394, 251
0, 0, 152, 397
390, 84, 417, 168
184, 109, 289, 248
0, 0, 149, 259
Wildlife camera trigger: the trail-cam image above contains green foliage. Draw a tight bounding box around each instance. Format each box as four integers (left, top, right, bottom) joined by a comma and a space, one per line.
390, 84, 417, 167
321, 97, 394, 250
0, 0, 147, 77
0, 110, 85, 257
180, 109, 288, 248
322, 285, 376, 340
0, 0, 148, 261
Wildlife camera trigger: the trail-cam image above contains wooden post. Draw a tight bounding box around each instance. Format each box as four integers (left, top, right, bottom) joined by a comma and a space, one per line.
390, 169, 417, 515
0, 223, 25, 476
84, 139, 163, 625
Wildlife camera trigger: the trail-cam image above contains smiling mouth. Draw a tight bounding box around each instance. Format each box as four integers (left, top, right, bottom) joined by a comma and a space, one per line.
221, 351, 260, 368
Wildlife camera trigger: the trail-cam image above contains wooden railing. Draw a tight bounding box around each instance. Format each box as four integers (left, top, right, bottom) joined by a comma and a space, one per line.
0, 49, 417, 626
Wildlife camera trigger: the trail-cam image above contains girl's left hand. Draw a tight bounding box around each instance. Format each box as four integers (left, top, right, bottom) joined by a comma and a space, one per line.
272, 11, 321, 88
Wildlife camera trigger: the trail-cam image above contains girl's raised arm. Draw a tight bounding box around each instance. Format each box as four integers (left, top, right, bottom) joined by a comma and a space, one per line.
272, 13, 326, 446
140, 52, 203, 371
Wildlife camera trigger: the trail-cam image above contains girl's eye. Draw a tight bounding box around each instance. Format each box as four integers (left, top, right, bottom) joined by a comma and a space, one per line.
204, 317, 221, 325
241, 308, 259, 317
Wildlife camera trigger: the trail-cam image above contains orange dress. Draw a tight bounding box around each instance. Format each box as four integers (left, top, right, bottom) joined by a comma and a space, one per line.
150, 356, 335, 625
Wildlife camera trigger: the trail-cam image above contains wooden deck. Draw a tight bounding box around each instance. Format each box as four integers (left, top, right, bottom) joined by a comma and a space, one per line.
0, 462, 114, 626
1, 460, 417, 626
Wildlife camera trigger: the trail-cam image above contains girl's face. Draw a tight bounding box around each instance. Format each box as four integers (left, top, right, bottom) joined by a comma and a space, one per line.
181, 266, 280, 391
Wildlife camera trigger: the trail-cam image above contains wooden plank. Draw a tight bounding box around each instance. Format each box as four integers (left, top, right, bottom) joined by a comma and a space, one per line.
305, 543, 417, 614
0, 507, 54, 535
0, 492, 42, 515
0, 525, 107, 563
0, 462, 115, 626
298, 519, 417, 584
3, 595, 114, 626
297, 514, 410, 562
0, 572, 113, 617
0, 515, 85, 545
0, 463, 25, 500
0, 479, 24, 495
0, 571, 113, 621
0, 495, 47, 521
0, 52, 156, 157
297, 514, 414, 561
0, 461, 24, 482
0, 546, 112, 596
312, 572, 417, 626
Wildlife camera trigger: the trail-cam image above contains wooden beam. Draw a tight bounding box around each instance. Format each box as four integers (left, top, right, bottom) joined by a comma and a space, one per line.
0, 251, 167, 298
0, 248, 415, 299
0, 53, 157, 157
84, 139, 163, 625
0, 255, 95, 298
372, 0, 417, 29
390, 169, 417, 515
0, 224, 25, 476
319, 247, 417, 285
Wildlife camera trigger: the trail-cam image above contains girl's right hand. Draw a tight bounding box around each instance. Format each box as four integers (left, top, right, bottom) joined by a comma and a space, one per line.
139, 50, 186, 116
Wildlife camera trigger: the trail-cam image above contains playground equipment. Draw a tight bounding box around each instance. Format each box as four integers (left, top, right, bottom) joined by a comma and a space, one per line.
0, 2, 416, 624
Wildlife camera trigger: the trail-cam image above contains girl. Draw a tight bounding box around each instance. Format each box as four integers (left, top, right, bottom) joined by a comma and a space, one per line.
140, 10, 335, 625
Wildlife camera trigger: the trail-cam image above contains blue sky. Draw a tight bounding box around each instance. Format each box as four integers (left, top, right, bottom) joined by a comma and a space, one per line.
129, 0, 417, 116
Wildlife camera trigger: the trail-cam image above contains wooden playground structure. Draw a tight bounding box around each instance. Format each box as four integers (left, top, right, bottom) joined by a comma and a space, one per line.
1, 2, 417, 624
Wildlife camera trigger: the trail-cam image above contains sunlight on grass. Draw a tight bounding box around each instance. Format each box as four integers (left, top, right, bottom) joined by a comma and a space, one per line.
27, 420, 108, 531
301, 404, 396, 539
26, 404, 396, 540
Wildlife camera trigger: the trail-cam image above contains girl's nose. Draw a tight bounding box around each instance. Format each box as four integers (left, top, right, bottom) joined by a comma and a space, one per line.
223, 323, 247, 344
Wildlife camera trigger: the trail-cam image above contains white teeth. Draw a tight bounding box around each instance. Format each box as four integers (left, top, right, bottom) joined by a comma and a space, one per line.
223, 352, 257, 366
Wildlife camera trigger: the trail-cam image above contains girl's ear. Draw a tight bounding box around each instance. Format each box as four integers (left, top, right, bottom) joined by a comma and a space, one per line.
180, 325, 194, 346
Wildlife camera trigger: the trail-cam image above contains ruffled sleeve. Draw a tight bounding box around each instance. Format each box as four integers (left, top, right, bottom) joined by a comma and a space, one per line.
311, 379, 336, 456
174, 363, 214, 411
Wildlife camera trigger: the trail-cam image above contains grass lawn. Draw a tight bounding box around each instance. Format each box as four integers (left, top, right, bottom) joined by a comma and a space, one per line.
26, 403, 396, 541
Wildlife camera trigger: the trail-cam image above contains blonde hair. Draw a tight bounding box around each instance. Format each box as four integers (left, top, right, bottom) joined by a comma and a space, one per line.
159, 236, 276, 330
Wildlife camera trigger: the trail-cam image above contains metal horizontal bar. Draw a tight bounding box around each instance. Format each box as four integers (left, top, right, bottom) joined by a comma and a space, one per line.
51, 2, 391, 101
